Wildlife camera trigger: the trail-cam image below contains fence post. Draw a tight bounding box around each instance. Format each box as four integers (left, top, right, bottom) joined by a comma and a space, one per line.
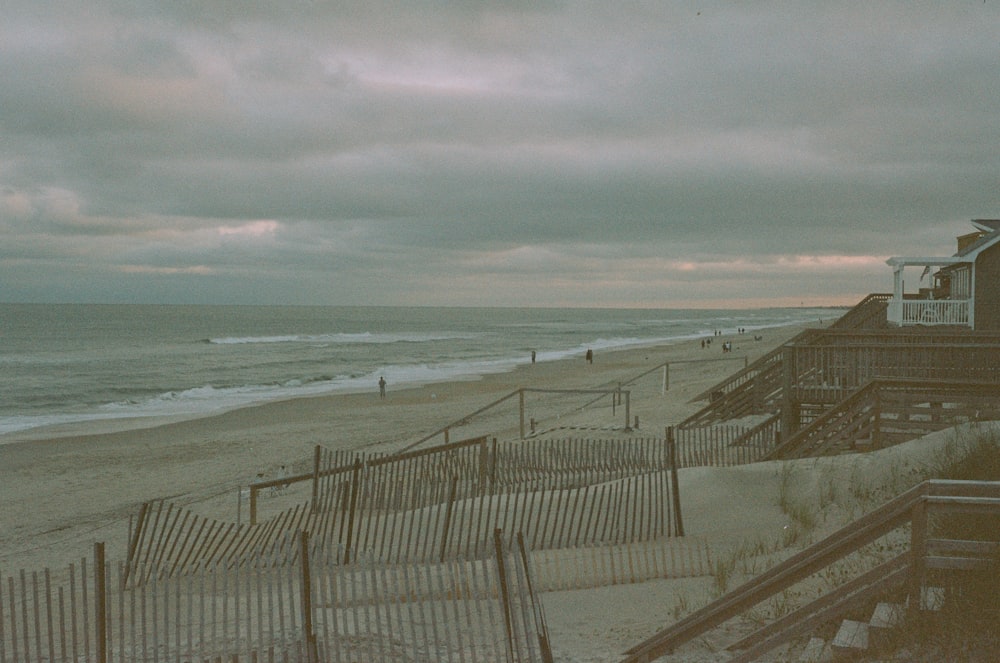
517, 532, 555, 663
478, 437, 489, 495
872, 386, 882, 450
781, 346, 801, 439
908, 496, 928, 619
440, 475, 459, 562
494, 529, 516, 661
94, 542, 107, 663
122, 502, 148, 589
342, 458, 363, 565
299, 531, 318, 663
250, 486, 258, 526
491, 437, 498, 491
311, 445, 321, 512
667, 427, 684, 537
519, 389, 526, 440
624, 391, 631, 431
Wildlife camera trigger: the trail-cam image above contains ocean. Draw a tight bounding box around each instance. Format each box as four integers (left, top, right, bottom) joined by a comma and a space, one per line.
0, 303, 839, 436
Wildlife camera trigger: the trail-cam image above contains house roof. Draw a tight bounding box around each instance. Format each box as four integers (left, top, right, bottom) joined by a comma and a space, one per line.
971, 219, 1000, 233
886, 218, 1000, 268
956, 224, 1000, 258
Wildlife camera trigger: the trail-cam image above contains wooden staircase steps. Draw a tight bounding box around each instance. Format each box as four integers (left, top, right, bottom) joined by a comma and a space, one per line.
796, 636, 831, 662
830, 619, 868, 659
810, 591, 942, 662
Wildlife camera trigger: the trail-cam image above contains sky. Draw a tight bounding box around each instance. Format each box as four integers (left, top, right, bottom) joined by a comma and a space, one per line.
2, 2, 999, 308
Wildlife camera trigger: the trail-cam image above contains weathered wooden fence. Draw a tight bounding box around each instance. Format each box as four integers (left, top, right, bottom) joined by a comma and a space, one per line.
127, 472, 682, 579
1, 531, 552, 663
124, 436, 687, 579
529, 537, 711, 592
672, 420, 780, 468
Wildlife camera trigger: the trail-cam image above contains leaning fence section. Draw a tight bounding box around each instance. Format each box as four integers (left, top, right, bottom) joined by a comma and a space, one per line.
126, 437, 686, 580
126, 470, 681, 578
1, 531, 551, 663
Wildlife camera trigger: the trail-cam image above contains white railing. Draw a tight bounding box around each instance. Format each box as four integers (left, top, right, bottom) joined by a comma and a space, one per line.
887, 298, 970, 326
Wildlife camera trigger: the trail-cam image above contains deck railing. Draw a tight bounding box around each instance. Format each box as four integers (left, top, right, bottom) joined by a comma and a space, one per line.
620, 479, 1000, 663
887, 298, 971, 327
769, 379, 1000, 460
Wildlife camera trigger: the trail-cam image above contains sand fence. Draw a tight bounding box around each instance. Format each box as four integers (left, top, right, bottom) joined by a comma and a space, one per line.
0, 530, 552, 663
125, 435, 689, 580
3, 416, 780, 661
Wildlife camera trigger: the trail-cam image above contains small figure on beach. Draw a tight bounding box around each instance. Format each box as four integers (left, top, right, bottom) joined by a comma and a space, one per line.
378, 376, 387, 400
585, 348, 593, 364
531, 350, 536, 364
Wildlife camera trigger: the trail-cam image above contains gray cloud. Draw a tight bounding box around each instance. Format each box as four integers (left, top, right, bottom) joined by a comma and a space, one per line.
2, 1, 999, 307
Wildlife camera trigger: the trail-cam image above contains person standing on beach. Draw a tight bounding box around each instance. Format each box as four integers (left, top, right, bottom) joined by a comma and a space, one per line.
586, 348, 593, 364
378, 376, 387, 400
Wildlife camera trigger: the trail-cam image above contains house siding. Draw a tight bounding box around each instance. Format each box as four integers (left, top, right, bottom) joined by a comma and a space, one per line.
974, 242, 1000, 330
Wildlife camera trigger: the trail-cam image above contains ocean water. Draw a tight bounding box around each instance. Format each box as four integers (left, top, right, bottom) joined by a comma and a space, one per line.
0, 303, 839, 435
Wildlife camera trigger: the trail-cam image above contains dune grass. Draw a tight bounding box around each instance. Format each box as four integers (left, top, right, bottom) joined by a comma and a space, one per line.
700, 423, 1000, 660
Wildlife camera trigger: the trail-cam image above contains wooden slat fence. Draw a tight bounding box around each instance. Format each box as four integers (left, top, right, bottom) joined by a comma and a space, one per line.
489, 437, 669, 490
672, 419, 780, 469
127, 469, 681, 578
529, 537, 711, 592
126, 436, 686, 579
2, 532, 551, 663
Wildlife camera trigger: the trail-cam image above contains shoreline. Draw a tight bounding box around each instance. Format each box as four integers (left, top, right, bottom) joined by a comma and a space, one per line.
0, 320, 814, 446
0, 323, 813, 574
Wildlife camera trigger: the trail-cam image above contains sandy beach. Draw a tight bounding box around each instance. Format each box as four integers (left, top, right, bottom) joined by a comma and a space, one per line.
4, 319, 971, 661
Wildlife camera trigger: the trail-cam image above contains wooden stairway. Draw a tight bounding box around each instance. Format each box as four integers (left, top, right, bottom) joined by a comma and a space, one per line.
796, 587, 943, 661
618, 480, 1000, 663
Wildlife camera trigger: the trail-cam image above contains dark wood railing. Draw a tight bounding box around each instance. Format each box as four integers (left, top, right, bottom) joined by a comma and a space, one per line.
768, 379, 1000, 460
620, 479, 1000, 662
829, 292, 892, 330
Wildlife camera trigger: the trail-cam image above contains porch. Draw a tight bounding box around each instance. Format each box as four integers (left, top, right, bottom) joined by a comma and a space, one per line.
885, 256, 973, 328
886, 297, 971, 326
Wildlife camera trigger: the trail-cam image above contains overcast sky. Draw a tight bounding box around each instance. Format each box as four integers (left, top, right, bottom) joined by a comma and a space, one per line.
2, 2, 998, 308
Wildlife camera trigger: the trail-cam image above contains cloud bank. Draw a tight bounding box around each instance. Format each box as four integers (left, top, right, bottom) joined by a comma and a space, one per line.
3, 2, 999, 307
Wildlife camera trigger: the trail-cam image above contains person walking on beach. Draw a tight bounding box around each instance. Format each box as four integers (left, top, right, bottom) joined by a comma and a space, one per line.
586, 348, 593, 364
378, 376, 387, 400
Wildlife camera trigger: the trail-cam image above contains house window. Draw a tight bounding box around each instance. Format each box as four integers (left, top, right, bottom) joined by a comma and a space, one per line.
952, 266, 971, 298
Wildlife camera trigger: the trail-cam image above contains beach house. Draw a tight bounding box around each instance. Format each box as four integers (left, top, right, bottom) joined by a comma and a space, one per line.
885, 219, 1000, 330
